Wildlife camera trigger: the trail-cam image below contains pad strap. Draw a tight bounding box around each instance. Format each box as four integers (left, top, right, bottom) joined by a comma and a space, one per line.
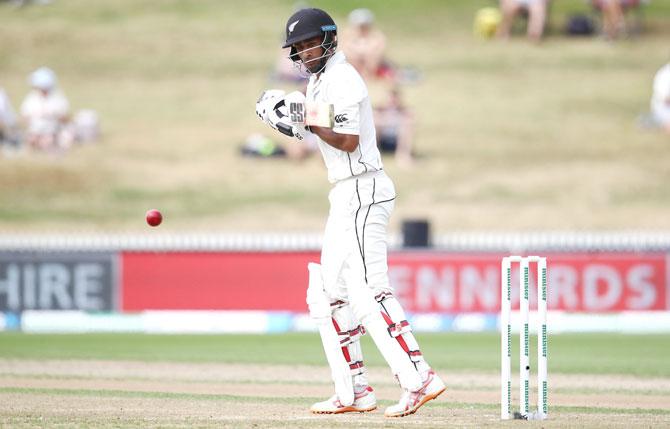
376, 292, 427, 366
387, 320, 411, 337
332, 316, 367, 377
337, 324, 366, 346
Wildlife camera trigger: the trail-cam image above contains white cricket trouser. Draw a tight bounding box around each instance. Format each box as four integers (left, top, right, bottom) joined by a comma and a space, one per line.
321, 170, 396, 301
317, 169, 428, 391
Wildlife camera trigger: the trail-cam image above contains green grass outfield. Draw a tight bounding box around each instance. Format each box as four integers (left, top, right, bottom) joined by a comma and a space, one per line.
1, 332, 669, 376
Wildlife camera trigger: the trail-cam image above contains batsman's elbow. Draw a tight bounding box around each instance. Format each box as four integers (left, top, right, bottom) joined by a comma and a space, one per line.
342, 142, 359, 153
339, 134, 360, 153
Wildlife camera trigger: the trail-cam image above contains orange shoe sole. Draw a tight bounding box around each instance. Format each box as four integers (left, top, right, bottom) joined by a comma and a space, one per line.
312, 405, 377, 415
384, 387, 446, 418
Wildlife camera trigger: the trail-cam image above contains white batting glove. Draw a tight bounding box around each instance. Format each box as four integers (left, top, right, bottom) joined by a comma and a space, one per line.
255, 89, 285, 124
264, 92, 311, 141
289, 123, 309, 141
266, 102, 309, 141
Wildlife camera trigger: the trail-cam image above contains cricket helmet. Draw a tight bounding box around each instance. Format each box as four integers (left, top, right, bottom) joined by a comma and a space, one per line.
282, 8, 337, 73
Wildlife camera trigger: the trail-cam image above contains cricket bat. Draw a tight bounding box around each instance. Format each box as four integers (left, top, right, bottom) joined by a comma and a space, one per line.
305, 102, 334, 128
286, 99, 334, 128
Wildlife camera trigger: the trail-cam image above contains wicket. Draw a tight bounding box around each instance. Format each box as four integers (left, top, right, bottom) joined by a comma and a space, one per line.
500, 256, 548, 420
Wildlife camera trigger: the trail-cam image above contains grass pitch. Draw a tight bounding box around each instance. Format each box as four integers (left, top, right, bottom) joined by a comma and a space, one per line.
0, 332, 669, 427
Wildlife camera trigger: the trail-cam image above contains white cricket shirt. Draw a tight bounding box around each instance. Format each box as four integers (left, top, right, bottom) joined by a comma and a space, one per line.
20, 89, 70, 135
306, 51, 383, 184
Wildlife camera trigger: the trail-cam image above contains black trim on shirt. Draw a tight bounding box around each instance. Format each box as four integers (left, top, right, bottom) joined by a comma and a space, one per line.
354, 179, 365, 282
359, 179, 376, 283
353, 178, 397, 285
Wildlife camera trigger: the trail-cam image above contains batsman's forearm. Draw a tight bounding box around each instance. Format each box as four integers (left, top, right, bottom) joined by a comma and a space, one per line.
310, 126, 359, 153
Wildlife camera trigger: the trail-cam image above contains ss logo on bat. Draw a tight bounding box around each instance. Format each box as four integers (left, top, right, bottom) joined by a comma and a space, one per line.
289, 102, 305, 123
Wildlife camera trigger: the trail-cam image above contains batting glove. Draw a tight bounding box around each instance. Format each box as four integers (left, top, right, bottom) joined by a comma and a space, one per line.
266, 99, 309, 141
255, 89, 285, 124
282, 90, 311, 141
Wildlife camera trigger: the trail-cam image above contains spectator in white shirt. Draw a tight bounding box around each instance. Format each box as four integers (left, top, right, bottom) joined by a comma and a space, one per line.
20, 67, 74, 151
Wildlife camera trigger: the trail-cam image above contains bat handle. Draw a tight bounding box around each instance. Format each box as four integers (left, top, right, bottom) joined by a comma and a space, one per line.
277, 122, 294, 137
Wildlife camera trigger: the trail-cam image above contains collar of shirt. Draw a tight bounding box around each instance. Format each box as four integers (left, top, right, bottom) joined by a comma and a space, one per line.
323, 50, 346, 72
311, 50, 346, 87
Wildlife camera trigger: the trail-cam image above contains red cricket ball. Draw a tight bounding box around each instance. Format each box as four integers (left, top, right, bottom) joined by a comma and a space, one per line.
146, 209, 163, 227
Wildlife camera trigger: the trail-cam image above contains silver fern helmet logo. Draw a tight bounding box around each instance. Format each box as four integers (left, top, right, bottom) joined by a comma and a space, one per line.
288, 20, 299, 33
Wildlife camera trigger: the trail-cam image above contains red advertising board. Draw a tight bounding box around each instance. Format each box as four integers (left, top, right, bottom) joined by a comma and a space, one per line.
121, 252, 669, 312
388, 253, 668, 313
121, 252, 316, 311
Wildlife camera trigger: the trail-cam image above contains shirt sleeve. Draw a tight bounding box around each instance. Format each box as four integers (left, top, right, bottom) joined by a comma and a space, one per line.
327, 65, 367, 135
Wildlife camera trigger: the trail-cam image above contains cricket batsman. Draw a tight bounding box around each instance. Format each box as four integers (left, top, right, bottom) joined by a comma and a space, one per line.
255, 8, 445, 417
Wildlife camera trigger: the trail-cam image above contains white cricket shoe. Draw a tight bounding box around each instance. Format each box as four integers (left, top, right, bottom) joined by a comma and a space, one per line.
384, 369, 446, 418
310, 385, 377, 414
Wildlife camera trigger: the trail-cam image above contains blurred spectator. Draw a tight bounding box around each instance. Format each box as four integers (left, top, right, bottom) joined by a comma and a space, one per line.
339, 8, 393, 80
374, 86, 414, 167
650, 61, 670, 133
241, 132, 318, 161
72, 109, 100, 144
496, 0, 549, 43
4, 0, 52, 6
271, 2, 310, 83
593, 0, 625, 38
591, 0, 643, 39
20, 67, 74, 152
0, 86, 21, 154
240, 133, 286, 158
272, 47, 306, 83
